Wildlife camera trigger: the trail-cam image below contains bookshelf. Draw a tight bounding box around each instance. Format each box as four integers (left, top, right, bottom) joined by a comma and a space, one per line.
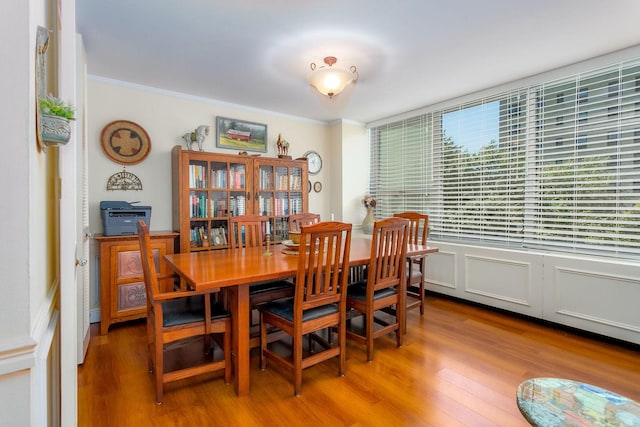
172, 146, 308, 252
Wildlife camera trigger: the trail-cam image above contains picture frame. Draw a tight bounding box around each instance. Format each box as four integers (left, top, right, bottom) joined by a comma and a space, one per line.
216, 116, 267, 152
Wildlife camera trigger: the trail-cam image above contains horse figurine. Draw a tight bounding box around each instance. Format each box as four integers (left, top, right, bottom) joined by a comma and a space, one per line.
182, 125, 210, 151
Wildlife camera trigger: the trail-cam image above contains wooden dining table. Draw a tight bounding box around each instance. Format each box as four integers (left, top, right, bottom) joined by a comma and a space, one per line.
163, 236, 438, 396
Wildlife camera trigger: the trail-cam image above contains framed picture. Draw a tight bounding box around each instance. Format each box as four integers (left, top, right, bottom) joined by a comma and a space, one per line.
216, 116, 267, 152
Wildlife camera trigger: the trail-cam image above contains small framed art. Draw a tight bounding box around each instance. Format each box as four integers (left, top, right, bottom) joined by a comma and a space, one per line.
216, 116, 267, 152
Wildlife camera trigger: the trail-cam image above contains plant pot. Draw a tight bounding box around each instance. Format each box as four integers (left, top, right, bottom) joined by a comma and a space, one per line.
40, 113, 71, 146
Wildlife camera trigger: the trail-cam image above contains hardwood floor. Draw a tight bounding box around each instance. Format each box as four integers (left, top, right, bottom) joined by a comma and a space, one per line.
78, 295, 640, 426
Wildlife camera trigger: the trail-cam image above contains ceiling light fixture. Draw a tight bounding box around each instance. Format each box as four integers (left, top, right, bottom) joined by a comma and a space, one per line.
308, 56, 358, 98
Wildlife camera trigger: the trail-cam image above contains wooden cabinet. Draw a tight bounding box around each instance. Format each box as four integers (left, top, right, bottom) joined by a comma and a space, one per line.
95, 232, 178, 335
172, 146, 308, 252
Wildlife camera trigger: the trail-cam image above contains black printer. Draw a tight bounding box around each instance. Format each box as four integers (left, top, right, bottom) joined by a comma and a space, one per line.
100, 201, 151, 236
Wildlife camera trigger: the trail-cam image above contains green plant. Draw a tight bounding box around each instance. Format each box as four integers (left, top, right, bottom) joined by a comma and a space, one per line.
39, 94, 75, 120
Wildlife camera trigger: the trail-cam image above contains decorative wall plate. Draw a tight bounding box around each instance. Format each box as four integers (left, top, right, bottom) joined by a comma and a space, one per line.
106, 168, 143, 191
101, 120, 151, 165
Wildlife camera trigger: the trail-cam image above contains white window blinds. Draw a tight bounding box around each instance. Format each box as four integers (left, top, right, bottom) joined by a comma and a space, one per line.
525, 61, 640, 256
370, 57, 640, 259
370, 115, 430, 219
432, 90, 528, 245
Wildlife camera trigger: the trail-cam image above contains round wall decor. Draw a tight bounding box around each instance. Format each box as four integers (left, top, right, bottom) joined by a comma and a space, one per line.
303, 150, 323, 175
101, 120, 151, 165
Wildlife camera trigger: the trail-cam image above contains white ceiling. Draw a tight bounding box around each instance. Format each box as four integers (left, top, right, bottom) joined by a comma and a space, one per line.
76, 0, 640, 124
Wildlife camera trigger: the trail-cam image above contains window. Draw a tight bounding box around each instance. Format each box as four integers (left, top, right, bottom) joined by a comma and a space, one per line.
435, 96, 526, 244
578, 111, 588, 123
370, 58, 640, 258
578, 87, 589, 103
370, 116, 430, 219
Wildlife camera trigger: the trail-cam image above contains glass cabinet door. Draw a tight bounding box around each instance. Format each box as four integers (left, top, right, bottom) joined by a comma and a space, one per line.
174, 146, 306, 252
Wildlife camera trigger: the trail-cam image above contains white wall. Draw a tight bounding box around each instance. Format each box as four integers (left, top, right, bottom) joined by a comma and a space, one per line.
0, 0, 64, 425
86, 78, 367, 319
337, 120, 370, 227
87, 78, 336, 234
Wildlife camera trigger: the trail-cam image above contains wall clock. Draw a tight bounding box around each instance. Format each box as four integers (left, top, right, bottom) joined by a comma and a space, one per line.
303, 150, 322, 175
101, 120, 151, 165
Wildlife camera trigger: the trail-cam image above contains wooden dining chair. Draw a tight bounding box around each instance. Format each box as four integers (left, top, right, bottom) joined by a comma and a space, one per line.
346, 217, 409, 362
288, 212, 321, 232
259, 221, 352, 396
229, 215, 295, 347
393, 212, 429, 315
137, 221, 231, 404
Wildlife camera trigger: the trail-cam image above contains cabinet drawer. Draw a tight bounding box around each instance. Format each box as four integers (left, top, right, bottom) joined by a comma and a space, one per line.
116, 248, 160, 280
118, 281, 146, 311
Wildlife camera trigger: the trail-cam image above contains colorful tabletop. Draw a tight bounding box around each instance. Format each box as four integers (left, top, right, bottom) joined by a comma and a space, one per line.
516, 377, 640, 426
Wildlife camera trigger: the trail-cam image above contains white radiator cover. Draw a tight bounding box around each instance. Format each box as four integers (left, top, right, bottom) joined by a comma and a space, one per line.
425, 241, 640, 345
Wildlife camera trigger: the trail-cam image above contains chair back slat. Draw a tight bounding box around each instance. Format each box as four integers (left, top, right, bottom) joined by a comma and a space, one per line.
289, 213, 321, 231
393, 212, 428, 246
230, 215, 266, 249
295, 221, 352, 313
369, 217, 409, 292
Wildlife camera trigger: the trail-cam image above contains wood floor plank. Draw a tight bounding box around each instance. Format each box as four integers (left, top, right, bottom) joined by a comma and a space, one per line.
78, 295, 640, 426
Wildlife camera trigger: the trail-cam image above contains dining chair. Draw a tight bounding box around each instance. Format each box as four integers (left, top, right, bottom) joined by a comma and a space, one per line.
259, 221, 352, 396
393, 212, 429, 315
346, 216, 409, 362
229, 214, 295, 347
137, 221, 231, 404
288, 212, 321, 232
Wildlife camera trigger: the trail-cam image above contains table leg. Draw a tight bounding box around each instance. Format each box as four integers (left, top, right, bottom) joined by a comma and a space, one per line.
230, 284, 250, 395
399, 263, 407, 336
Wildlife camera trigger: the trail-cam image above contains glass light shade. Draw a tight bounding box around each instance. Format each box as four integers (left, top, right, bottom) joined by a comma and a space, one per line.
308, 66, 356, 98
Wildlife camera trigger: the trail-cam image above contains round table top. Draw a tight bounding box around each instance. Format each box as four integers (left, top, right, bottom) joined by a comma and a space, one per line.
516, 378, 640, 426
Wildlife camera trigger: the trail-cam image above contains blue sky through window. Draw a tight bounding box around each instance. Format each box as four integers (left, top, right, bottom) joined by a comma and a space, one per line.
442, 101, 500, 154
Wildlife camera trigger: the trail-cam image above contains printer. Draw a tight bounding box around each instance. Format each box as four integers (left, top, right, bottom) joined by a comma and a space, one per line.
100, 201, 151, 236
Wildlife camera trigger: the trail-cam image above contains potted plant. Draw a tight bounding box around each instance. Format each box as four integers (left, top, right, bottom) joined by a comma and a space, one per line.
39, 94, 75, 146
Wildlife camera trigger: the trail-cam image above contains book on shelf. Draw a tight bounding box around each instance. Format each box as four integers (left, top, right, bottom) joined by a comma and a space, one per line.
190, 225, 208, 247
211, 169, 226, 188
230, 166, 246, 189
230, 195, 246, 216
189, 164, 206, 188
190, 193, 207, 218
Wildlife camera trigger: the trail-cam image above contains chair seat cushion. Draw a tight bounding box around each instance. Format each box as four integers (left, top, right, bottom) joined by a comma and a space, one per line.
347, 282, 397, 301
249, 280, 294, 295
162, 294, 229, 328
259, 297, 339, 322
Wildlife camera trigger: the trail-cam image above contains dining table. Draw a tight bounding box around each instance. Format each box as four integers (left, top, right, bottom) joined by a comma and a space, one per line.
163, 236, 438, 396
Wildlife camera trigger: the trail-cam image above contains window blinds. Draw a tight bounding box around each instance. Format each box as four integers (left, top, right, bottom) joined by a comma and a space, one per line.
370, 115, 430, 219
525, 61, 640, 256
370, 58, 640, 258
